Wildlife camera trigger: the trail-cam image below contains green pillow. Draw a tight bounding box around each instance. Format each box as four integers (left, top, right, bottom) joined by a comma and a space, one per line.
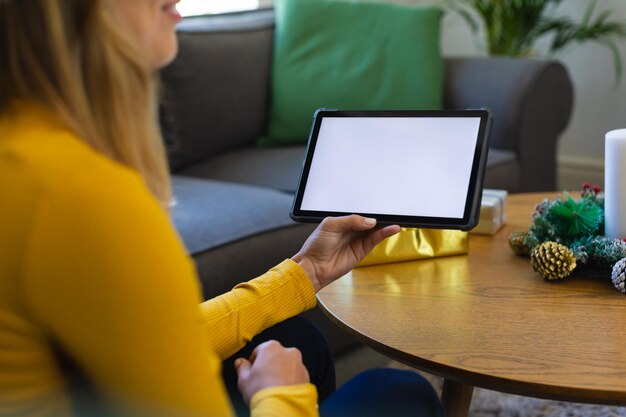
259, 0, 444, 147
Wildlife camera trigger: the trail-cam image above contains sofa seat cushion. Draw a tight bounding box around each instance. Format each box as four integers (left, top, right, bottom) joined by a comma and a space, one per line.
486, 148, 515, 168
178, 146, 518, 194
180, 146, 307, 193
483, 148, 519, 191
171, 176, 298, 255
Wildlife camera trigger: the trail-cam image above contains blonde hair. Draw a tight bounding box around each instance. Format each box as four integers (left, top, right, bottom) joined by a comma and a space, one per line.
0, 0, 172, 206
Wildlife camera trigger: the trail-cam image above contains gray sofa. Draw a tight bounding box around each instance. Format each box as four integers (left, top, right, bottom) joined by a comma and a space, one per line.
160, 8, 573, 353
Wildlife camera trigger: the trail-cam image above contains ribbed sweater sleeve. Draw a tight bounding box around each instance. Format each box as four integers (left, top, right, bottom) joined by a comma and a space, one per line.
200, 260, 317, 360
250, 384, 318, 417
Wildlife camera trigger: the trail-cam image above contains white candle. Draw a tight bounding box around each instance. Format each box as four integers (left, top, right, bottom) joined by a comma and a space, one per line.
605, 129, 626, 239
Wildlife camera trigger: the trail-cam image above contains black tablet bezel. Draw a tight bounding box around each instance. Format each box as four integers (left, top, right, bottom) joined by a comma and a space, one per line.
290, 109, 493, 230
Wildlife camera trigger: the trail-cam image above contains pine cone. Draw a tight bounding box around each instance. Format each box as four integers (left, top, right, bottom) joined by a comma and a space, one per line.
509, 231, 531, 256
530, 241, 576, 280
611, 258, 626, 293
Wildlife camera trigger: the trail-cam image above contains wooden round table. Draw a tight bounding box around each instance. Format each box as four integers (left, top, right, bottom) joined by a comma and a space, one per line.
317, 193, 626, 417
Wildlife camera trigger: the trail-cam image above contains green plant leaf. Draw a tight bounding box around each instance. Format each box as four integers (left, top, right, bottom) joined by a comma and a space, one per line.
601, 39, 623, 86
581, 0, 598, 27
447, 3, 481, 33
447, 0, 626, 83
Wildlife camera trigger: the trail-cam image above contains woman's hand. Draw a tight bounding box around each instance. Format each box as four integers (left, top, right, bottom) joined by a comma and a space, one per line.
235, 340, 310, 404
291, 215, 401, 292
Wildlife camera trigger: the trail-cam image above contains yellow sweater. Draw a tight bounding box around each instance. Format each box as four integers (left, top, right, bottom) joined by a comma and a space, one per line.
0, 102, 318, 416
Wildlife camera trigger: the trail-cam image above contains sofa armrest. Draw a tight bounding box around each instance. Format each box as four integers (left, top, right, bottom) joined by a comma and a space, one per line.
444, 57, 573, 192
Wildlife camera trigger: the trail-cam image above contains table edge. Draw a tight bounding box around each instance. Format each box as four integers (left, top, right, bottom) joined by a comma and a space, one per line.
317, 293, 626, 406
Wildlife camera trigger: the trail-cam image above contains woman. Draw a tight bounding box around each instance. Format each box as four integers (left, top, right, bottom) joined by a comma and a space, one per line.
0, 1, 444, 416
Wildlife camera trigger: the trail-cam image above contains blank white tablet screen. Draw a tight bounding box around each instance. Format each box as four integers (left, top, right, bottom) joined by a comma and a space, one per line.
300, 117, 481, 219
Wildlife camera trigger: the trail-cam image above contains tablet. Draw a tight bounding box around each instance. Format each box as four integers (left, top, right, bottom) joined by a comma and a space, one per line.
290, 109, 493, 230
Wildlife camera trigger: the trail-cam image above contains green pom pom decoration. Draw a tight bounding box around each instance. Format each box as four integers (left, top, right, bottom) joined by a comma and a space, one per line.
546, 195, 603, 238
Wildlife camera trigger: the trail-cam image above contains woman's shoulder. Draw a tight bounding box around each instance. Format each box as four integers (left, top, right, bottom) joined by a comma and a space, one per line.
0, 102, 157, 219
2, 102, 132, 175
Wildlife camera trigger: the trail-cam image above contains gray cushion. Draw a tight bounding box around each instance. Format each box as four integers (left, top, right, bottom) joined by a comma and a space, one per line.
483, 148, 519, 191
486, 148, 515, 167
179, 145, 517, 193
161, 11, 275, 171
180, 145, 306, 193
171, 176, 297, 255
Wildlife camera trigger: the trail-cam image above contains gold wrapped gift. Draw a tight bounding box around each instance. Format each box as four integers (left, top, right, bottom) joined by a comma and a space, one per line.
358, 228, 468, 267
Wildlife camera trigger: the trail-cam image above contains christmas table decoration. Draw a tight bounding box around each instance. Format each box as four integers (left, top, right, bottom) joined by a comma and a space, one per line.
611, 258, 626, 293
530, 241, 576, 280
508, 183, 626, 292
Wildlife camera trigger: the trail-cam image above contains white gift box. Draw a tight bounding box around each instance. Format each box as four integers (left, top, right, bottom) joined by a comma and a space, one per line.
470, 189, 508, 235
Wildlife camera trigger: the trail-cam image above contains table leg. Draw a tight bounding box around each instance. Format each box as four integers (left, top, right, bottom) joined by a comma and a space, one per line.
441, 378, 474, 417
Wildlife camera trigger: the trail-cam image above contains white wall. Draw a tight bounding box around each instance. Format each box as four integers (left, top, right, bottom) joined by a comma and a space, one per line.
548, 1, 626, 190
179, 0, 261, 15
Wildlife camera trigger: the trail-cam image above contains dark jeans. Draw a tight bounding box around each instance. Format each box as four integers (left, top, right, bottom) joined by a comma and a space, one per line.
319, 367, 444, 417
222, 316, 336, 416
222, 316, 444, 417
